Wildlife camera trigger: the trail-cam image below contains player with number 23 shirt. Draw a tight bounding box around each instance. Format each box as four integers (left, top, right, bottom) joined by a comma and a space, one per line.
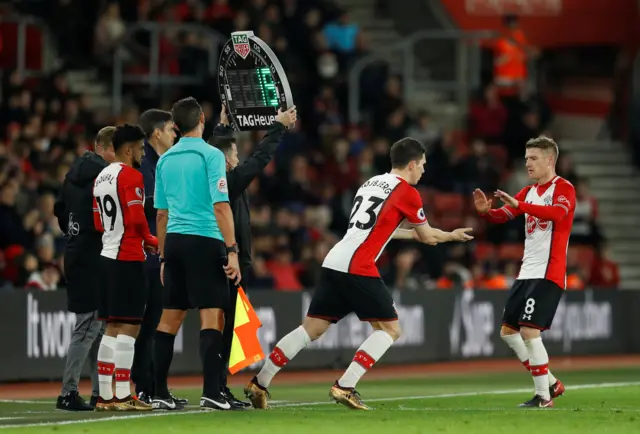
244, 137, 473, 411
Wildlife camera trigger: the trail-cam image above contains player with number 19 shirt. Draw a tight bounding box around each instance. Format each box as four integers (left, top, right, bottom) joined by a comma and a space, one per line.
244, 138, 474, 411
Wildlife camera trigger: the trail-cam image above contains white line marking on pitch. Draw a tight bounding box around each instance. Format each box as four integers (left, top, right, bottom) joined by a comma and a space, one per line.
0, 400, 53, 404
273, 381, 640, 408
1, 381, 638, 429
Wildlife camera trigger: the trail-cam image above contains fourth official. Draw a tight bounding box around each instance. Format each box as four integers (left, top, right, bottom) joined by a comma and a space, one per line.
209, 105, 297, 407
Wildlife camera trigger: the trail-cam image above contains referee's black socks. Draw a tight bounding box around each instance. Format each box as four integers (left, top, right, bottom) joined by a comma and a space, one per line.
200, 329, 224, 399
153, 330, 176, 398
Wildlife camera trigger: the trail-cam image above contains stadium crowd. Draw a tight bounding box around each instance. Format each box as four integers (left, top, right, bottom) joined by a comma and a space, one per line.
0, 0, 619, 293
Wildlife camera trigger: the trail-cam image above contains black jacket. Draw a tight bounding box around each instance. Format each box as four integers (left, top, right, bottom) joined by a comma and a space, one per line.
212, 122, 285, 272
54, 151, 108, 313
139, 140, 160, 269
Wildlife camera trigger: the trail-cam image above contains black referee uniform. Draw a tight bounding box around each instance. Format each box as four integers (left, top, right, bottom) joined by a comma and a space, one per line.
209, 121, 285, 406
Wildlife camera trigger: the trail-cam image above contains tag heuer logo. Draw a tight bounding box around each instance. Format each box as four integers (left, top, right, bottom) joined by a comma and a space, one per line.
232, 34, 250, 59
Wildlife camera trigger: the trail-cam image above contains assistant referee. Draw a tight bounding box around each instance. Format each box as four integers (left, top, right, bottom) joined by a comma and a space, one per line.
209, 104, 296, 408
151, 97, 240, 411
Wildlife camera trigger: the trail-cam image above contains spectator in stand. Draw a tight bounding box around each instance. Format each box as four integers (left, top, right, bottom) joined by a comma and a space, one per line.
468, 84, 508, 144
407, 111, 442, 153
322, 10, 360, 69
571, 177, 602, 246
589, 243, 620, 288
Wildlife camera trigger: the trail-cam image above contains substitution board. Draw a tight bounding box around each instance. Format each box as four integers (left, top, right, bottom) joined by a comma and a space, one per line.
217, 30, 294, 131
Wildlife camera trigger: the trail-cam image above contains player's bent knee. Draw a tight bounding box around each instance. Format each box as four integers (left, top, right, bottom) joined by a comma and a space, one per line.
519, 326, 541, 340
371, 320, 402, 341
302, 316, 331, 341
118, 323, 141, 338
500, 325, 519, 336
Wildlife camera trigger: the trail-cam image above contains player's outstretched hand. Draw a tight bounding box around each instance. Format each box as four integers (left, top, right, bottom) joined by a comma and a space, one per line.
472, 189, 492, 214
224, 252, 242, 286
494, 189, 519, 208
451, 227, 474, 242
276, 106, 297, 129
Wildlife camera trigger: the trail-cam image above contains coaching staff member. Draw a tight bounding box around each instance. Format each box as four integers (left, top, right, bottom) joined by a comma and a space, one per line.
209, 105, 296, 408
129, 109, 185, 404
151, 97, 240, 411
54, 127, 116, 411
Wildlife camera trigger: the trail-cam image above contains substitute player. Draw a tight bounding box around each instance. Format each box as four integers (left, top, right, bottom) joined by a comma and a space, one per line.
92, 124, 158, 411
244, 137, 474, 410
473, 135, 574, 408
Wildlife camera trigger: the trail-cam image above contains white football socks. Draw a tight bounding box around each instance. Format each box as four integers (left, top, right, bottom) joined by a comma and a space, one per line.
338, 330, 394, 389
97, 335, 117, 400
256, 326, 311, 388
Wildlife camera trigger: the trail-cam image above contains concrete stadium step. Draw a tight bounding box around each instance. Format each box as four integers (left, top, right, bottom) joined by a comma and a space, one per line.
570, 152, 630, 165
577, 164, 637, 177
601, 226, 640, 239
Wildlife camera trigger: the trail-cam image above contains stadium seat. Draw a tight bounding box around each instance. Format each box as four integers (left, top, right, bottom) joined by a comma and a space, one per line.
569, 245, 596, 270
432, 193, 465, 215
474, 243, 496, 261
486, 145, 509, 170
498, 243, 524, 261
438, 215, 465, 231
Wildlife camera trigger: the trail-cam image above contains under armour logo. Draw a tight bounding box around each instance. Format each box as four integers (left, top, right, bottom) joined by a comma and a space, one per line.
522, 314, 532, 320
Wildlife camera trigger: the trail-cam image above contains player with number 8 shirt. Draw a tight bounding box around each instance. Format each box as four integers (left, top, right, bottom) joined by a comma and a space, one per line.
92, 124, 158, 411
243, 137, 474, 410
473, 135, 575, 408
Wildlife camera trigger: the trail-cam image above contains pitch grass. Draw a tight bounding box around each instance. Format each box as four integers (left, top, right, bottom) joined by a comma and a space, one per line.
1, 368, 639, 433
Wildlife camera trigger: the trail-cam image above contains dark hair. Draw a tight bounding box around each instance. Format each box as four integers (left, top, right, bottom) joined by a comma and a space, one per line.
208, 135, 236, 155
525, 135, 559, 161
95, 126, 116, 149
139, 109, 172, 139
390, 137, 426, 168
112, 124, 146, 153
171, 97, 202, 134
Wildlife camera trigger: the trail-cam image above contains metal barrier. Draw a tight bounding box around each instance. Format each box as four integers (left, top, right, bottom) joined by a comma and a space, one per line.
347, 30, 496, 125
0, 16, 56, 78
111, 22, 226, 114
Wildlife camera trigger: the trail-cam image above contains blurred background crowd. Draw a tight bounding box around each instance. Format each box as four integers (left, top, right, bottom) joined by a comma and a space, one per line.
0, 0, 622, 293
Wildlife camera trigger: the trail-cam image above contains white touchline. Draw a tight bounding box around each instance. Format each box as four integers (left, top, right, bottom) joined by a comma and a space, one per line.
0, 400, 53, 404
273, 381, 640, 408
1, 381, 638, 429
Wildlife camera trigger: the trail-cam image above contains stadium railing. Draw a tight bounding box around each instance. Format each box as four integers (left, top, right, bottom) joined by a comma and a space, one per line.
347, 29, 495, 125
0, 15, 56, 79
2, 287, 638, 382
111, 22, 226, 114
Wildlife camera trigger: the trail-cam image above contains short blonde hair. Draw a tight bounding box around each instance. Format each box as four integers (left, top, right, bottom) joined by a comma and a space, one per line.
95, 126, 116, 150
525, 135, 559, 161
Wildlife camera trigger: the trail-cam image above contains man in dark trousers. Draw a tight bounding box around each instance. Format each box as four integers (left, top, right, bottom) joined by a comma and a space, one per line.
54, 127, 116, 411
209, 105, 297, 408
132, 109, 187, 405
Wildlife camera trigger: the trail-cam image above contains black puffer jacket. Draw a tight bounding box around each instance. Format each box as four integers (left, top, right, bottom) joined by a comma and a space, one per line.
54, 152, 108, 313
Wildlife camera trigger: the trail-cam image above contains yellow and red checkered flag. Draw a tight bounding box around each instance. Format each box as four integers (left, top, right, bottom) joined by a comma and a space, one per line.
228, 286, 264, 374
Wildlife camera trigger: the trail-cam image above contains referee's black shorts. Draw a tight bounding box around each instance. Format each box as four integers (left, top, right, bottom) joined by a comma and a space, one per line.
163, 233, 230, 310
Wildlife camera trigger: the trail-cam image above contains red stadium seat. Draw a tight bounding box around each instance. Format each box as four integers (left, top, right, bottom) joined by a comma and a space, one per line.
498, 243, 524, 261
417, 186, 437, 208
486, 145, 509, 170
438, 215, 465, 231
569, 245, 596, 270
432, 193, 465, 215
474, 243, 495, 261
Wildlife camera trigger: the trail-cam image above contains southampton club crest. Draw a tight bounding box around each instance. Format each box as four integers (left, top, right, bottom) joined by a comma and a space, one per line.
232, 34, 250, 59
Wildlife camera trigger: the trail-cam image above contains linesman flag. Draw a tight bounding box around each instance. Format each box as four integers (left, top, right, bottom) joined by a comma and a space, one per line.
228, 286, 264, 374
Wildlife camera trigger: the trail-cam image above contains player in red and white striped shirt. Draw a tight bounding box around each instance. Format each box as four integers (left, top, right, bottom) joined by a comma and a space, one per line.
92, 124, 157, 411
244, 137, 474, 410
474, 136, 574, 408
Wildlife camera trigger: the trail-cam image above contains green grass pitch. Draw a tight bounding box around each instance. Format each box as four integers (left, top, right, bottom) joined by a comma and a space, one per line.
1, 368, 639, 433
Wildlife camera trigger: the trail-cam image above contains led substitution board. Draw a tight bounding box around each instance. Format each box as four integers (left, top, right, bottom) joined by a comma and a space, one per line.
218, 31, 294, 131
